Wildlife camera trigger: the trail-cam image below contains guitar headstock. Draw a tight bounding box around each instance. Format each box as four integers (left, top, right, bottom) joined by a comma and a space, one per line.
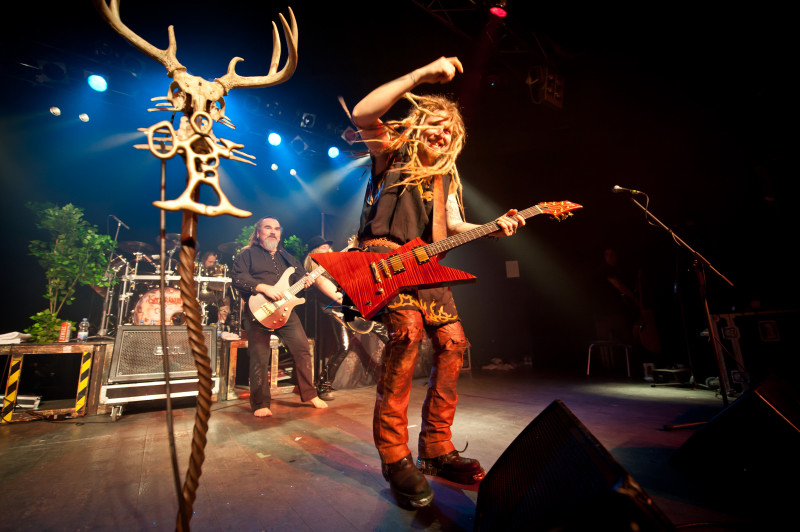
538, 201, 583, 221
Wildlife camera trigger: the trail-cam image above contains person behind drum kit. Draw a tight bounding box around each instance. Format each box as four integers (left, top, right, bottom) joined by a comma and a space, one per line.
197, 250, 227, 325
200, 250, 220, 271
232, 217, 343, 417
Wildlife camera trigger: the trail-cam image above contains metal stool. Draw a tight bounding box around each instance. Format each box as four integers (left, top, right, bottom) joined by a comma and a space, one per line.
587, 341, 631, 377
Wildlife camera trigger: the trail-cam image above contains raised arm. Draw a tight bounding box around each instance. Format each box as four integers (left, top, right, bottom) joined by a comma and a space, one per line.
351, 57, 463, 171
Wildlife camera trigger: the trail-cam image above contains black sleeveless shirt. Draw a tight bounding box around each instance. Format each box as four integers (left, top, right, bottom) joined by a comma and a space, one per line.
358, 152, 452, 246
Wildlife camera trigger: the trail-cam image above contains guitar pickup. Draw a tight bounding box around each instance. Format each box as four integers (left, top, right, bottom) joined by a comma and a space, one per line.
387, 254, 405, 274
411, 246, 430, 264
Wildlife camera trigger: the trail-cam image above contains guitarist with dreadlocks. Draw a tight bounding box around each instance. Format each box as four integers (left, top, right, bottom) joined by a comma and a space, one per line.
350, 56, 525, 508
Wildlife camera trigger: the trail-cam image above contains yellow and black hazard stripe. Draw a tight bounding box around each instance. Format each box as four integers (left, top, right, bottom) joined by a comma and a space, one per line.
74, 349, 93, 415
2, 354, 23, 424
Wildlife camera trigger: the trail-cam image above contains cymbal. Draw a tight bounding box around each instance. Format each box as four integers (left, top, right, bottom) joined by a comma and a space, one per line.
154, 233, 181, 247
218, 242, 239, 254
119, 241, 154, 253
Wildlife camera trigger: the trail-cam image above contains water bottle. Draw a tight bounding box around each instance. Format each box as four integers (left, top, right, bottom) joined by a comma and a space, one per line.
77, 318, 89, 342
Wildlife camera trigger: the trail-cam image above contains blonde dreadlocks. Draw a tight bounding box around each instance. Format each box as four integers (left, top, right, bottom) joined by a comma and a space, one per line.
361, 93, 466, 214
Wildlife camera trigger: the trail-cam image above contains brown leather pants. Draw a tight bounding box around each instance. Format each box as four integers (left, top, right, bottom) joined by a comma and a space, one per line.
374, 309, 468, 464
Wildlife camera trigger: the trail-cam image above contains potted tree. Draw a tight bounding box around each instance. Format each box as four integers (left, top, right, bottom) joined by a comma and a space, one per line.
25, 203, 116, 343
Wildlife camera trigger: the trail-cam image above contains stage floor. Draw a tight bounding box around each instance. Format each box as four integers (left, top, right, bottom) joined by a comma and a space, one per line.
0, 369, 781, 531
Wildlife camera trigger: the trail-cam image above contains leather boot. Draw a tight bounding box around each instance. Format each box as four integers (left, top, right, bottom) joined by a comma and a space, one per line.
316, 380, 334, 400
417, 451, 486, 484
382, 453, 434, 508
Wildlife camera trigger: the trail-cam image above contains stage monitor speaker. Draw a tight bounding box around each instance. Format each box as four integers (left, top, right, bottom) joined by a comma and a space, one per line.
108, 325, 217, 383
474, 399, 673, 532
670, 373, 800, 515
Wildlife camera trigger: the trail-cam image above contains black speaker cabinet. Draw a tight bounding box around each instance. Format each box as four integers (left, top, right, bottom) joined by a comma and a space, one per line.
108, 325, 218, 383
475, 399, 673, 532
670, 374, 800, 515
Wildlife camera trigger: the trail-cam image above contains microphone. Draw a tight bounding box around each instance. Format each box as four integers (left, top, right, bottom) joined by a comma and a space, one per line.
612, 185, 645, 195
110, 215, 130, 230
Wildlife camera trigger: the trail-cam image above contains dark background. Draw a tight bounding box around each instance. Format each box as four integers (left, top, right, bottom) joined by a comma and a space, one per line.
1, 1, 795, 376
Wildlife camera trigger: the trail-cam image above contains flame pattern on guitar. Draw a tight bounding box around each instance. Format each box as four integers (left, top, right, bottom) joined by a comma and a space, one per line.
311, 201, 582, 320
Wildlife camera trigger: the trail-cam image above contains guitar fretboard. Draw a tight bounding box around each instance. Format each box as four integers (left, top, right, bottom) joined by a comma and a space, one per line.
286, 266, 325, 297
424, 205, 544, 256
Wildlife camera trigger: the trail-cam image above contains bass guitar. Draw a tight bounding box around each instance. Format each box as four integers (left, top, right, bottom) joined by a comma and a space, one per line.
248, 266, 326, 329
311, 201, 582, 320
248, 237, 356, 329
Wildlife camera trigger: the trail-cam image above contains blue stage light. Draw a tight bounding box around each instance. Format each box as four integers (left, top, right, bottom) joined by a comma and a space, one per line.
87, 74, 108, 92
327, 146, 340, 159
268, 132, 282, 146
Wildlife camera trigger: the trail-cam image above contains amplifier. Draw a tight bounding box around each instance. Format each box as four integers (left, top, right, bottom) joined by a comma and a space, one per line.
108, 325, 217, 383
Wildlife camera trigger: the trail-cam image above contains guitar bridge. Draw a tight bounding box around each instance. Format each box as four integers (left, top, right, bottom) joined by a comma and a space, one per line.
369, 262, 382, 283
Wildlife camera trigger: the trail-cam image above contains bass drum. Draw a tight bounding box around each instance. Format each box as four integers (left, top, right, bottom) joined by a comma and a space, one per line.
132, 286, 185, 325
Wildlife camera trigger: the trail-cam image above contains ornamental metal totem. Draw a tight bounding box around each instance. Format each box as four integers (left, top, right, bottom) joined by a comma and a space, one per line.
92, 2, 299, 529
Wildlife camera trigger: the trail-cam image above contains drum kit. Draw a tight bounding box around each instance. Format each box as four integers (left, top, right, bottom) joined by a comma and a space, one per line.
102, 237, 241, 333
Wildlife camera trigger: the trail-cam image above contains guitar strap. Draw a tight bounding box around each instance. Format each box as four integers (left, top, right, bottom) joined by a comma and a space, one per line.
432, 174, 447, 242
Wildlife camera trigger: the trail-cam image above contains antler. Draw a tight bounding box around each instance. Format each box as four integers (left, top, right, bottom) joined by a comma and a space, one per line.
93, 0, 185, 77
215, 8, 299, 92
94, 1, 299, 95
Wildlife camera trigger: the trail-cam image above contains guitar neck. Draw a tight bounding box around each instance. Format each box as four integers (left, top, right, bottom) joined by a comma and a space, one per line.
424, 205, 544, 256
286, 266, 325, 297
288, 242, 349, 296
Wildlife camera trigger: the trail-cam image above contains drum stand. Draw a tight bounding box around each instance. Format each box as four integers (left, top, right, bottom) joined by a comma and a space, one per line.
165, 246, 178, 274
98, 216, 127, 338
116, 252, 150, 328
116, 265, 133, 329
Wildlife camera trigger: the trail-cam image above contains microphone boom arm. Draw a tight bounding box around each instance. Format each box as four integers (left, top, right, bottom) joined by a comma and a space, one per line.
629, 197, 733, 287
627, 196, 734, 406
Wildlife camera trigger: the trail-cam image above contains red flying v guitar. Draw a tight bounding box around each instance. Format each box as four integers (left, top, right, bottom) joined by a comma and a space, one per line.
311, 201, 582, 320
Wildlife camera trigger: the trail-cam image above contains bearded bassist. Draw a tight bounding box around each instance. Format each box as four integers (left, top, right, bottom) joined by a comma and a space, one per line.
231, 216, 342, 417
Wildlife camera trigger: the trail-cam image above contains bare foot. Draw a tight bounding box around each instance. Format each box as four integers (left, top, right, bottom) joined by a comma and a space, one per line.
307, 396, 328, 409
254, 407, 273, 417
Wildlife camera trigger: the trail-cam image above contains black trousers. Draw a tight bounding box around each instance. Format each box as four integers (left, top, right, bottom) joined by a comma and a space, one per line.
321, 309, 350, 383
243, 312, 316, 411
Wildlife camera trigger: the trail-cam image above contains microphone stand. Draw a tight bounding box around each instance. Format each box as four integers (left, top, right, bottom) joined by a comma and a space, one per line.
626, 196, 734, 409
98, 217, 125, 338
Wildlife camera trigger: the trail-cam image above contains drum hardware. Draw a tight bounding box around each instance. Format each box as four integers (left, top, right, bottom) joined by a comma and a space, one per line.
100, 256, 134, 337
106, 252, 237, 331
152, 246, 180, 274
109, 253, 129, 272
163, 233, 181, 248
119, 241, 155, 254
98, 218, 131, 337
217, 241, 239, 255
124, 274, 182, 282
